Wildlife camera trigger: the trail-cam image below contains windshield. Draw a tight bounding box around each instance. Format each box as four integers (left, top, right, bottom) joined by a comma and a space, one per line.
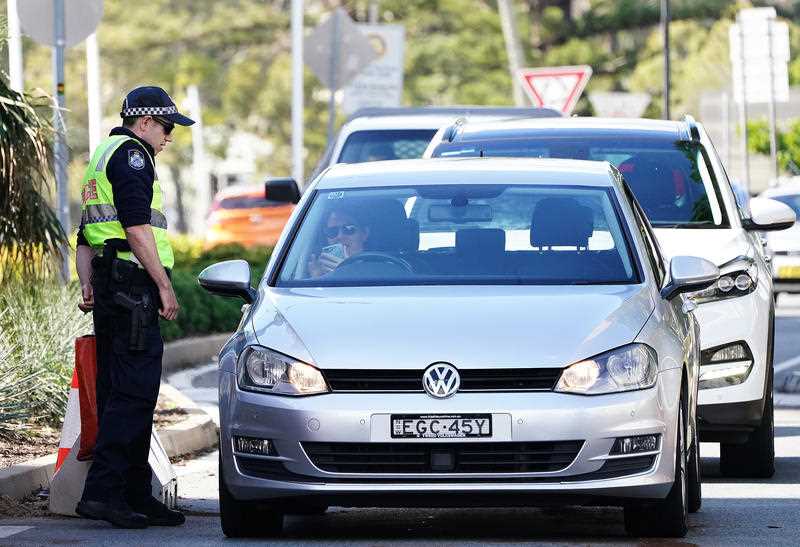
275, 184, 639, 287
338, 130, 438, 163
434, 137, 728, 228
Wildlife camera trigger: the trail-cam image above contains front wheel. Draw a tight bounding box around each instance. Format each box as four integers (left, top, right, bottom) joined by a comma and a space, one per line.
720, 386, 775, 478
624, 402, 689, 537
687, 413, 702, 513
219, 452, 284, 538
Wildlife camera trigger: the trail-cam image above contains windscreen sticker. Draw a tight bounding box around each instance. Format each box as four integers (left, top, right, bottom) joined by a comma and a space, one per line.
327, 191, 345, 200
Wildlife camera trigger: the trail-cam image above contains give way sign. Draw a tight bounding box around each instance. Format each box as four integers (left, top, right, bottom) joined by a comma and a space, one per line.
517, 65, 593, 115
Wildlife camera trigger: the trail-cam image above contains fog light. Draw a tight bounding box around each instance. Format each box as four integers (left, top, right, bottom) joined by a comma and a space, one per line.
700, 341, 753, 389
611, 434, 660, 455
233, 436, 275, 456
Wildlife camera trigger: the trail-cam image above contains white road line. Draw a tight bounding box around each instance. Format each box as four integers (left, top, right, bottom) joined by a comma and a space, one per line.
0, 526, 32, 539
775, 354, 800, 374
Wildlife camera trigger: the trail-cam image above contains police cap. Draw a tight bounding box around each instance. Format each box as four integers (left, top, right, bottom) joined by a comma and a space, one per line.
120, 86, 195, 126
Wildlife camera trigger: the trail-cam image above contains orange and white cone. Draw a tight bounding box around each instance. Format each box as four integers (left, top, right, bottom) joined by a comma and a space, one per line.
54, 368, 81, 473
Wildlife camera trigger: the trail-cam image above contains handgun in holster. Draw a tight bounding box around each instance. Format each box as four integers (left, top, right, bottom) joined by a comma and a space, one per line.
113, 291, 153, 351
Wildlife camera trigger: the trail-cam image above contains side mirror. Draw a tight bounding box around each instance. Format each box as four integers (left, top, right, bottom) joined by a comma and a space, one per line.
265, 177, 301, 204
198, 260, 256, 303
661, 256, 719, 300
743, 197, 796, 231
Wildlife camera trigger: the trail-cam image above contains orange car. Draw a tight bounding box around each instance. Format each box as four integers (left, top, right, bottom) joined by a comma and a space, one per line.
204, 185, 294, 248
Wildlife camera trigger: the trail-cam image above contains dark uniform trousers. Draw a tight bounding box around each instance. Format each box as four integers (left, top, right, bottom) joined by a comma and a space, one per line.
81, 257, 163, 507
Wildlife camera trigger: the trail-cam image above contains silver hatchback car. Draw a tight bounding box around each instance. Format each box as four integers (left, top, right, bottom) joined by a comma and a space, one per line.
199, 158, 719, 539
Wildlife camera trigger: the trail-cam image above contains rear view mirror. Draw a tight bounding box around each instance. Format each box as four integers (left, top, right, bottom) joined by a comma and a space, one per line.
429, 204, 492, 222
744, 197, 795, 231
198, 260, 256, 303
265, 178, 301, 204
661, 256, 719, 300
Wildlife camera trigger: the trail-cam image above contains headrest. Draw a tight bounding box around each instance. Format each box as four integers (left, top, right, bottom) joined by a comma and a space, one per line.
456, 228, 506, 254
366, 199, 418, 253
531, 197, 594, 248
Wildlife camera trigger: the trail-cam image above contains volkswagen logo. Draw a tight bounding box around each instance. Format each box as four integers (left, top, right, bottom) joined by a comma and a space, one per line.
422, 363, 460, 399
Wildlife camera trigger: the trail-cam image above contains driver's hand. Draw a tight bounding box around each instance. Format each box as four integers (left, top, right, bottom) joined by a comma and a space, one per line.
317, 252, 344, 273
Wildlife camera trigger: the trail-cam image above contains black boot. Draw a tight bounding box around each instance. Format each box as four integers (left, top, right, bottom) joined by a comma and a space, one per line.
75, 499, 149, 529
129, 496, 186, 526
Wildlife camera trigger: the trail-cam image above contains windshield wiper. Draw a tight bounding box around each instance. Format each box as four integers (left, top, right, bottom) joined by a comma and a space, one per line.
651, 221, 718, 229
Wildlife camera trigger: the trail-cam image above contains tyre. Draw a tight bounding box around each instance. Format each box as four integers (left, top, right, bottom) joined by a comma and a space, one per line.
687, 412, 702, 513
624, 401, 688, 538
219, 452, 284, 538
720, 386, 775, 478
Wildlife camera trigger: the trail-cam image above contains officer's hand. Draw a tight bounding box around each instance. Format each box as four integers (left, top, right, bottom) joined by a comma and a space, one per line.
158, 285, 180, 321
78, 283, 94, 312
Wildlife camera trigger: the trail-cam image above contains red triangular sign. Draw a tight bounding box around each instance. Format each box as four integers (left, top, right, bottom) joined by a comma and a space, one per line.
517, 65, 593, 115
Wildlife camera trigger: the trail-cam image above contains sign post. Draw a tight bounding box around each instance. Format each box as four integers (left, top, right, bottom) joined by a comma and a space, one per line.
730, 7, 789, 186
18, 0, 104, 282
304, 9, 379, 143
517, 65, 592, 115
343, 24, 405, 115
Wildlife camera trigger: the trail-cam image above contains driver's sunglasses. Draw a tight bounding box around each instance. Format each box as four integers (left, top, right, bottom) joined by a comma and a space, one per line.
151, 116, 175, 135
324, 224, 359, 238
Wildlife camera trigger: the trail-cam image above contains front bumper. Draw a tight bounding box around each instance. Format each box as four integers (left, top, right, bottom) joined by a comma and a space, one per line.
219, 368, 682, 506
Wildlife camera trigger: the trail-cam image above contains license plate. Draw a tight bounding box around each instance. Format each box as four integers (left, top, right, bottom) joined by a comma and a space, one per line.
391, 414, 492, 439
778, 265, 800, 279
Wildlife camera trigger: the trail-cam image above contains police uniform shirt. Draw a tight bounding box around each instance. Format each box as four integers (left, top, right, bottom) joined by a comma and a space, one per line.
76, 127, 157, 246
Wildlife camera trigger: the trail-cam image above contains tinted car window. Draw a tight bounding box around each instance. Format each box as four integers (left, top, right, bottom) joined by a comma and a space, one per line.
339, 130, 438, 163
434, 137, 729, 228
276, 184, 638, 287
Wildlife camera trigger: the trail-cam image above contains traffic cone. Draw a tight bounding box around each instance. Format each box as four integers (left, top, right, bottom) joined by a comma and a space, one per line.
54, 368, 81, 473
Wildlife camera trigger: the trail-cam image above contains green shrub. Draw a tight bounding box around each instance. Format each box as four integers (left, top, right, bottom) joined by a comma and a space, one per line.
0, 281, 92, 440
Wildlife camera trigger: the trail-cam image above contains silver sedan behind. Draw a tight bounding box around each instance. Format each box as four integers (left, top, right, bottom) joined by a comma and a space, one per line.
198, 158, 720, 539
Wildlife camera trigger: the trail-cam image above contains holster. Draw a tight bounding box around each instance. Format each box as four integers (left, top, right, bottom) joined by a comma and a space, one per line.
113, 291, 154, 351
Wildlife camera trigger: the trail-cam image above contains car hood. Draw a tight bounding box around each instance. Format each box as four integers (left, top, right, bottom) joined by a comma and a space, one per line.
654, 228, 752, 265
250, 285, 655, 370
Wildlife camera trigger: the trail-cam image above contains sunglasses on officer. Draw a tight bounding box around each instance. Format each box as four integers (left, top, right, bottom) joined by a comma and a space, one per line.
150, 116, 175, 135
323, 224, 360, 239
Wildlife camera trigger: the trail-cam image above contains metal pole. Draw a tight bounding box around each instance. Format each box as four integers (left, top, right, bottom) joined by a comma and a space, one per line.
53, 0, 70, 283
291, 0, 304, 186
368, 0, 379, 23
326, 10, 340, 145
187, 85, 208, 236
7, 0, 24, 91
497, 0, 526, 106
86, 33, 102, 152
767, 18, 779, 183
738, 22, 751, 192
661, 0, 671, 119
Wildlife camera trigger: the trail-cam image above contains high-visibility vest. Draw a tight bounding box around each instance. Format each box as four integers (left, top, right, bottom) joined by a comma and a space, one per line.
80, 135, 174, 270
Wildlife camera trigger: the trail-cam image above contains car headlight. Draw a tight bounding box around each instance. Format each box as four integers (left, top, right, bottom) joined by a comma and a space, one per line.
691, 257, 758, 303
238, 346, 329, 396
555, 343, 658, 395
699, 341, 754, 389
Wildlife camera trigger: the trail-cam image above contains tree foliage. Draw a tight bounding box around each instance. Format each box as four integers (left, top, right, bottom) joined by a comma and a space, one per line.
748, 119, 800, 174
0, 76, 66, 281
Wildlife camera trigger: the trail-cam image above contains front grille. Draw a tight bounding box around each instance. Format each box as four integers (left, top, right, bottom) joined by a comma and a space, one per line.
303, 441, 583, 474
324, 368, 562, 392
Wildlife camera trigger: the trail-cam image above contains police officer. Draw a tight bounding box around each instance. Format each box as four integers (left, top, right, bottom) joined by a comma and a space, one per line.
74, 86, 193, 529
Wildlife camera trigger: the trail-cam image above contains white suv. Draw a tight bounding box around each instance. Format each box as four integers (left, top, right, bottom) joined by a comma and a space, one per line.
307, 106, 561, 183
426, 116, 796, 478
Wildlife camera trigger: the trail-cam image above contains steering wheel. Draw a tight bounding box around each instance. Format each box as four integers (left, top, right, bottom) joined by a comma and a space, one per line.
337, 252, 415, 273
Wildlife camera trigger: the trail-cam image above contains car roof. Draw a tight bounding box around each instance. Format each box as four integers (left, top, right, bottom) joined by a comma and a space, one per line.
446, 116, 690, 143
342, 106, 562, 132
316, 157, 616, 189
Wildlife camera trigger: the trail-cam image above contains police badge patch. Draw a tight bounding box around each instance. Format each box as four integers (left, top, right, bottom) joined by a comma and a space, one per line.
128, 149, 146, 170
